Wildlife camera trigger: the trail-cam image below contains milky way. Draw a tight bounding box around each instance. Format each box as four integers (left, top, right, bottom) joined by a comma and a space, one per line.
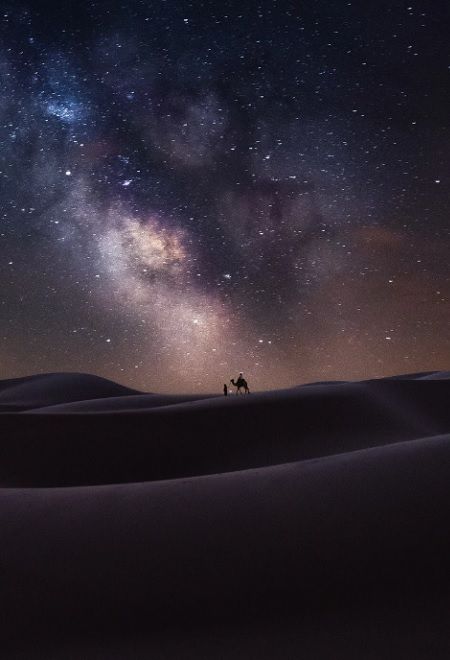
0, 1, 449, 392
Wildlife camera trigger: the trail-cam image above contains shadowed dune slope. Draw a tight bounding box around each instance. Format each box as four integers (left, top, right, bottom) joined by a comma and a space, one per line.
1, 371, 450, 658
0, 372, 142, 411
2, 434, 450, 656
24, 392, 217, 412
0, 373, 449, 487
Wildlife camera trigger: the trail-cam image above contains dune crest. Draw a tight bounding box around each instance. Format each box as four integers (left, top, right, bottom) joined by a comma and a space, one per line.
0, 372, 141, 411
2, 371, 450, 657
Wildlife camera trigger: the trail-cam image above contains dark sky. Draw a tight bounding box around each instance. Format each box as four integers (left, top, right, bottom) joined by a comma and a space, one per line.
0, 0, 449, 392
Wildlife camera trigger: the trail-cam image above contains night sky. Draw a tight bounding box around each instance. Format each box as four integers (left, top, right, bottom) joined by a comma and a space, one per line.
1, 1, 449, 393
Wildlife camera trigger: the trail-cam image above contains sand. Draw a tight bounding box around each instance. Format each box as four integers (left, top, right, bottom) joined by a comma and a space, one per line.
1, 371, 450, 658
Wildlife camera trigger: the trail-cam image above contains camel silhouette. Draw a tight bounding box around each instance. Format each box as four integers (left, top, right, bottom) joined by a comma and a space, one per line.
230, 377, 250, 394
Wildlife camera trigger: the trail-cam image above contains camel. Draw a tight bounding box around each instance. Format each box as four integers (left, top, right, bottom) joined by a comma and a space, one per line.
230, 377, 250, 394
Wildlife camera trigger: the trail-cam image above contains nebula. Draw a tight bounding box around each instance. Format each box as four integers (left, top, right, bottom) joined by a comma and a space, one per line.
0, 1, 448, 392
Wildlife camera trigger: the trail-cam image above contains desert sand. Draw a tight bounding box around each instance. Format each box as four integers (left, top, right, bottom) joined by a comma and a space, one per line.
1, 371, 450, 658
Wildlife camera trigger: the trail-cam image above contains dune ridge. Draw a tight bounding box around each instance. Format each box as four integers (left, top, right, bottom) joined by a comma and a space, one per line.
1, 371, 450, 657
0, 372, 142, 411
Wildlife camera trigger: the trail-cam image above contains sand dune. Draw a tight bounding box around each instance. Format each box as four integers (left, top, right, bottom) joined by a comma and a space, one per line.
0, 372, 141, 411
1, 371, 450, 657
416, 371, 450, 380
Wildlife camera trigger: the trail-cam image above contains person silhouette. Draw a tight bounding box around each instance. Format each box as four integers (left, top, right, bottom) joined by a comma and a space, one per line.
223, 383, 228, 396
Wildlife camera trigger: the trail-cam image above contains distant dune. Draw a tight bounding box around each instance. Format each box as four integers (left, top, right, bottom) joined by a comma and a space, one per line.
0, 372, 141, 411
2, 371, 450, 658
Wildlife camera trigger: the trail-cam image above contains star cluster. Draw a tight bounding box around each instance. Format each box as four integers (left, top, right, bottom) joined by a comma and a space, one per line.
0, 1, 449, 392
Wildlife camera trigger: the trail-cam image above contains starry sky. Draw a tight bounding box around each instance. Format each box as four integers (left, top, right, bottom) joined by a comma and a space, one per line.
0, 0, 449, 393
